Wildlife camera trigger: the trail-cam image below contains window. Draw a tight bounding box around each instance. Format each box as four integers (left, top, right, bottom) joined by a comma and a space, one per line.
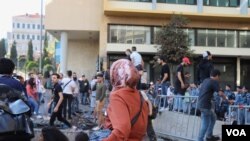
27, 35, 30, 40
197, 30, 206, 46
32, 24, 35, 29
22, 34, 25, 40
13, 34, 15, 39
17, 23, 20, 28
42, 25, 45, 29
27, 24, 30, 29
37, 25, 40, 29
109, 25, 151, 44
207, 30, 216, 47
187, 29, 195, 46
197, 29, 236, 47
204, 0, 239, 7
157, 0, 196, 4
17, 34, 20, 40
239, 31, 250, 48
22, 23, 25, 29
37, 35, 40, 40
13, 23, 15, 28
32, 35, 35, 40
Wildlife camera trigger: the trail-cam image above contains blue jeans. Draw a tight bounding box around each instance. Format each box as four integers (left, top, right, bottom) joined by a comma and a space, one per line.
160, 82, 169, 108
28, 96, 39, 114
81, 92, 88, 104
174, 94, 183, 111
197, 108, 217, 141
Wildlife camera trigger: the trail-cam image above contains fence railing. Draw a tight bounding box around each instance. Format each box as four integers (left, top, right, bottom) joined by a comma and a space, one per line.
227, 105, 250, 125
153, 95, 200, 141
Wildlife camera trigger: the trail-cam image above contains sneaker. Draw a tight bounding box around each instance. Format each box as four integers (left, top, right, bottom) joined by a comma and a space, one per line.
206, 135, 220, 141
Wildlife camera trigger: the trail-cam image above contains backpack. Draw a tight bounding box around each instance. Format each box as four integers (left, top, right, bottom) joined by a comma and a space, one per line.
0, 84, 34, 140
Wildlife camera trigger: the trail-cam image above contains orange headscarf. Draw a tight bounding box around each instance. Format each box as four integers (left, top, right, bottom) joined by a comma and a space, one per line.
110, 59, 139, 91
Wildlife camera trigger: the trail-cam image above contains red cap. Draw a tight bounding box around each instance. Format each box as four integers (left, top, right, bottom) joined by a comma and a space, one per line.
182, 57, 191, 65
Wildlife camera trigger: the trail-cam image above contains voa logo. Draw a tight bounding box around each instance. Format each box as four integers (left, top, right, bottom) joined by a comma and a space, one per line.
226, 129, 246, 136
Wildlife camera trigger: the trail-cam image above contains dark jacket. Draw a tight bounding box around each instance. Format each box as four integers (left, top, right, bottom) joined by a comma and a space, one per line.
196, 59, 213, 84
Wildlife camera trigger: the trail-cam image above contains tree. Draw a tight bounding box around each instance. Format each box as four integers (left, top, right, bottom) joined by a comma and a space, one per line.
26, 61, 38, 72
155, 15, 193, 64
10, 41, 17, 66
27, 40, 34, 61
0, 39, 6, 58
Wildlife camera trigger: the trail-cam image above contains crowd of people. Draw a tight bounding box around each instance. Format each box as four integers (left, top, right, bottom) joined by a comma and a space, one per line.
1, 45, 250, 141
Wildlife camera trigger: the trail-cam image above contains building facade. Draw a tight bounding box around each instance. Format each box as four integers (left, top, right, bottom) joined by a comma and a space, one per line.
45, 0, 250, 89
7, 13, 53, 59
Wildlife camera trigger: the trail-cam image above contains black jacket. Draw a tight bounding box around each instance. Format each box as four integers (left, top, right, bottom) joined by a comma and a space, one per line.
196, 59, 214, 84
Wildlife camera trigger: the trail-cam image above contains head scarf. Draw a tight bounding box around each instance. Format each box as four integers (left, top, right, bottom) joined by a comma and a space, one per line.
110, 59, 139, 90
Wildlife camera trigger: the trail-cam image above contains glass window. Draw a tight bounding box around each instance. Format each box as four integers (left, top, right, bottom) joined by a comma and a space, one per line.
239, 31, 250, 48
22, 23, 25, 29
207, 30, 216, 47
17, 34, 20, 40
157, 0, 166, 2
37, 25, 40, 29
109, 25, 151, 44
22, 34, 25, 40
27, 24, 30, 29
167, 0, 176, 3
37, 35, 40, 40
27, 35, 30, 40
17, 23, 20, 28
13, 34, 15, 40
42, 25, 45, 29
187, 29, 195, 46
32, 24, 35, 29
32, 35, 35, 40
197, 30, 206, 46
133, 26, 151, 44
217, 30, 226, 47
204, 0, 239, 7
226, 31, 236, 47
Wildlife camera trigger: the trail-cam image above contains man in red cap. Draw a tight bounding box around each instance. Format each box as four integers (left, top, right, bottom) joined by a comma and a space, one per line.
173, 57, 191, 112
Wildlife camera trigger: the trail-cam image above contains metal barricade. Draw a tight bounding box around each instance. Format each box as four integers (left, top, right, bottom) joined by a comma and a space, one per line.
227, 105, 250, 125
153, 95, 200, 141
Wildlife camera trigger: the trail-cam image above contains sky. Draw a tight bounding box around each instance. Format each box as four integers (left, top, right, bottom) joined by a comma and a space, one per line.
0, 0, 46, 39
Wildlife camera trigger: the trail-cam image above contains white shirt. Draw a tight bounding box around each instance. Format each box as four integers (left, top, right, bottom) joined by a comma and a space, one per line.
61, 77, 76, 94
130, 51, 142, 66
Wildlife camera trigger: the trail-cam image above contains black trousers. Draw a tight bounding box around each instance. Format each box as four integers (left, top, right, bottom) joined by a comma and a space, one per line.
147, 119, 157, 141
49, 105, 71, 128
62, 94, 73, 118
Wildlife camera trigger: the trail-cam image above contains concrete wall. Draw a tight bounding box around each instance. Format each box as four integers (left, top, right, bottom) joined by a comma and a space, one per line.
67, 39, 99, 80
45, 0, 102, 31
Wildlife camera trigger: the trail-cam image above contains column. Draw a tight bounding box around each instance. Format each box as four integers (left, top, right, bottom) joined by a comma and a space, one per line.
197, 0, 203, 13
237, 57, 241, 86
152, 0, 157, 10
60, 31, 68, 75
240, 0, 248, 15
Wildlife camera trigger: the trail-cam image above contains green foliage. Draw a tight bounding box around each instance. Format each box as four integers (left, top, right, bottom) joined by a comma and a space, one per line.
18, 55, 27, 69
10, 41, 17, 65
0, 39, 6, 58
26, 61, 38, 72
43, 64, 54, 72
27, 40, 34, 61
155, 15, 194, 64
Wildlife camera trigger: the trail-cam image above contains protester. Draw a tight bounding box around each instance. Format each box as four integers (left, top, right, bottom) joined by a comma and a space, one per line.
61, 70, 76, 119
75, 132, 89, 141
197, 69, 222, 141
49, 73, 72, 128
103, 59, 149, 140
39, 126, 68, 141
196, 51, 213, 84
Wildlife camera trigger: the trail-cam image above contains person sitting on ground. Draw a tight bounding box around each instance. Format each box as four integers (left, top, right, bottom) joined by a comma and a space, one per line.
103, 59, 149, 141
39, 126, 68, 141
